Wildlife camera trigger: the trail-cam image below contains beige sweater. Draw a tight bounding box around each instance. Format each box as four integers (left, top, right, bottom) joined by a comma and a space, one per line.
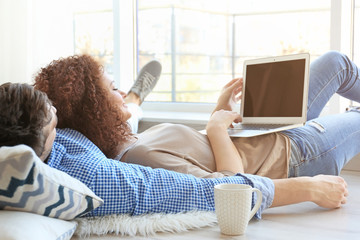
120, 123, 291, 179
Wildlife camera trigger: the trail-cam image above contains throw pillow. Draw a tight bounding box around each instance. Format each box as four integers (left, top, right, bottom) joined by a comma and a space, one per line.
0, 145, 103, 220
0, 210, 77, 240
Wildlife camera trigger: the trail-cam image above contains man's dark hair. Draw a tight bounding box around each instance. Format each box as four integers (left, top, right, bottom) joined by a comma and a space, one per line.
0, 82, 52, 157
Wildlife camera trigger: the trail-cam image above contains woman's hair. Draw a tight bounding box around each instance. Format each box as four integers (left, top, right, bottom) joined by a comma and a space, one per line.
34, 55, 131, 158
0, 83, 52, 157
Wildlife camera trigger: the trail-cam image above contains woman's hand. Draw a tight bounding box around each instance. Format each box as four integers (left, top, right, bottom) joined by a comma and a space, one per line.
213, 78, 243, 114
206, 110, 242, 133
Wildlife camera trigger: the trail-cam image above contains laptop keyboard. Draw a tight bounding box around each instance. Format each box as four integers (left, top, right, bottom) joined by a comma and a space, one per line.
232, 123, 290, 130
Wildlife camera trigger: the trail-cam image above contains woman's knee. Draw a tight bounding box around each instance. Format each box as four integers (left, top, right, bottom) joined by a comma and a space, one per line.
319, 51, 351, 68
310, 51, 353, 85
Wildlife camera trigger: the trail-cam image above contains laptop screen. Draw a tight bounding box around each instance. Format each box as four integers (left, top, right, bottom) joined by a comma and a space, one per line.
243, 59, 305, 117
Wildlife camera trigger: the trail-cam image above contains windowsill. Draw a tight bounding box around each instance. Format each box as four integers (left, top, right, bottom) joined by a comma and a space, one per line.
140, 102, 215, 125
142, 110, 210, 125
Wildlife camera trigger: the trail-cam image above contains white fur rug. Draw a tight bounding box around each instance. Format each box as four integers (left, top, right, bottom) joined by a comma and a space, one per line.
74, 211, 217, 238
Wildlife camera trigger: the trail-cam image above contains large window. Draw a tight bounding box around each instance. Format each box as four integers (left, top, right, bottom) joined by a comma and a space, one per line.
137, 0, 331, 103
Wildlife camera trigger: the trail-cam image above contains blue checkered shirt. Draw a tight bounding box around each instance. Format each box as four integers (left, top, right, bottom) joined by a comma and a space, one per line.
47, 129, 274, 219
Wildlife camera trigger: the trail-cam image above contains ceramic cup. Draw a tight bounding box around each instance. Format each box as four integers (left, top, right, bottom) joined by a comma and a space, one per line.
214, 183, 262, 235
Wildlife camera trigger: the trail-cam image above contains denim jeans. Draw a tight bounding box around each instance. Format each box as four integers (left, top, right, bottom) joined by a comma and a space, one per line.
282, 51, 360, 177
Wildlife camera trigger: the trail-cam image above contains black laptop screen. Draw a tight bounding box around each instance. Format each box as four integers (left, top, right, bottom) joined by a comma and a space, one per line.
243, 59, 305, 117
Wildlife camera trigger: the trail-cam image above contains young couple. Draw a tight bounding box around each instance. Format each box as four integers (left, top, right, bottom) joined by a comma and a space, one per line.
1, 50, 358, 218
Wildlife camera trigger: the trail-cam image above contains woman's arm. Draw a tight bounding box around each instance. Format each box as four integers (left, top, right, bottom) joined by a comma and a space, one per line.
206, 110, 244, 173
205, 78, 245, 173
206, 78, 244, 173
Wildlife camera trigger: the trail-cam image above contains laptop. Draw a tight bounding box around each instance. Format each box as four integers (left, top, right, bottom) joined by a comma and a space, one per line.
228, 53, 310, 137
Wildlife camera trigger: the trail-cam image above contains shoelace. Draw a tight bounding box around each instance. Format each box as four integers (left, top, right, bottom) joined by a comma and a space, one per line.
134, 71, 155, 90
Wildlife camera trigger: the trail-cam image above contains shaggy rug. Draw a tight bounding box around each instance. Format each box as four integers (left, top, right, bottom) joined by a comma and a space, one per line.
74, 211, 217, 238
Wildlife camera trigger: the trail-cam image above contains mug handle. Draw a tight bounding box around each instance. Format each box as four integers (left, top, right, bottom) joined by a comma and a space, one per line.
248, 188, 263, 220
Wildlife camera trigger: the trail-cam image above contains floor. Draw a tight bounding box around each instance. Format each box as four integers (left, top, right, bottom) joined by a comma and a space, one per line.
74, 170, 360, 240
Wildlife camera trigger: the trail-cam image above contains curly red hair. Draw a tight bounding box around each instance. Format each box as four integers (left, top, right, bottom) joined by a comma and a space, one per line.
34, 55, 131, 158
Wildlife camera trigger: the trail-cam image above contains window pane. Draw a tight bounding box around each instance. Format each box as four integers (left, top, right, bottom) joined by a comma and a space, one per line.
355, 0, 360, 65
73, 1, 114, 74
138, 8, 172, 62
234, 12, 330, 57
353, 0, 360, 107
137, 0, 331, 103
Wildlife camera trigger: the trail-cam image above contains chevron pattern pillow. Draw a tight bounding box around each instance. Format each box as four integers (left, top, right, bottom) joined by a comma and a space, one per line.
0, 145, 103, 220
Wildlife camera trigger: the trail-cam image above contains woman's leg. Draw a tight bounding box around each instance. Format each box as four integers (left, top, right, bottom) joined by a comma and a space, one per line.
124, 60, 162, 133
126, 103, 143, 133
307, 51, 360, 120
282, 51, 360, 177
284, 110, 360, 177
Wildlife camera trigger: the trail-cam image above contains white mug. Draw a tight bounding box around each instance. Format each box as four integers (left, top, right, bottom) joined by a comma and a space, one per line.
214, 184, 262, 235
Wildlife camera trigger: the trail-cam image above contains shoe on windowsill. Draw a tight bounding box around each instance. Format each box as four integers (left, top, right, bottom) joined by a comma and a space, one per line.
129, 60, 162, 103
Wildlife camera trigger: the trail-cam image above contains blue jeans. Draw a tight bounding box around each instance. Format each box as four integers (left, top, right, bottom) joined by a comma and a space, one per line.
282, 51, 360, 177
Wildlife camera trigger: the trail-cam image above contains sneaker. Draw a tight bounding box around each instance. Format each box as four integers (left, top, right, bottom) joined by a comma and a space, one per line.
129, 60, 162, 103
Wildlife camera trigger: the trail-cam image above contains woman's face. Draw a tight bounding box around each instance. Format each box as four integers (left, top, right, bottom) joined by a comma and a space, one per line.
100, 73, 132, 121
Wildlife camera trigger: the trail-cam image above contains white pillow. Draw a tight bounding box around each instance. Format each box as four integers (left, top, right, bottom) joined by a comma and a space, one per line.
0, 145, 103, 220
0, 210, 77, 240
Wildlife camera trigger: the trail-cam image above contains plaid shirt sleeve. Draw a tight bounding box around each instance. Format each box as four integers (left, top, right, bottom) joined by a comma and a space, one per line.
47, 129, 274, 219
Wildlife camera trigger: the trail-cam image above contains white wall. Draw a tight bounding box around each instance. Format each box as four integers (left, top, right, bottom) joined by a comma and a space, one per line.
0, 0, 76, 84
344, 154, 360, 171
0, 0, 31, 84
30, 0, 75, 76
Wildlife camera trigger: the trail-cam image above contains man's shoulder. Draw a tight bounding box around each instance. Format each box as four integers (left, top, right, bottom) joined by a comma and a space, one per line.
56, 128, 99, 150
52, 128, 106, 161
56, 128, 88, 142
48, 128, 109, 175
